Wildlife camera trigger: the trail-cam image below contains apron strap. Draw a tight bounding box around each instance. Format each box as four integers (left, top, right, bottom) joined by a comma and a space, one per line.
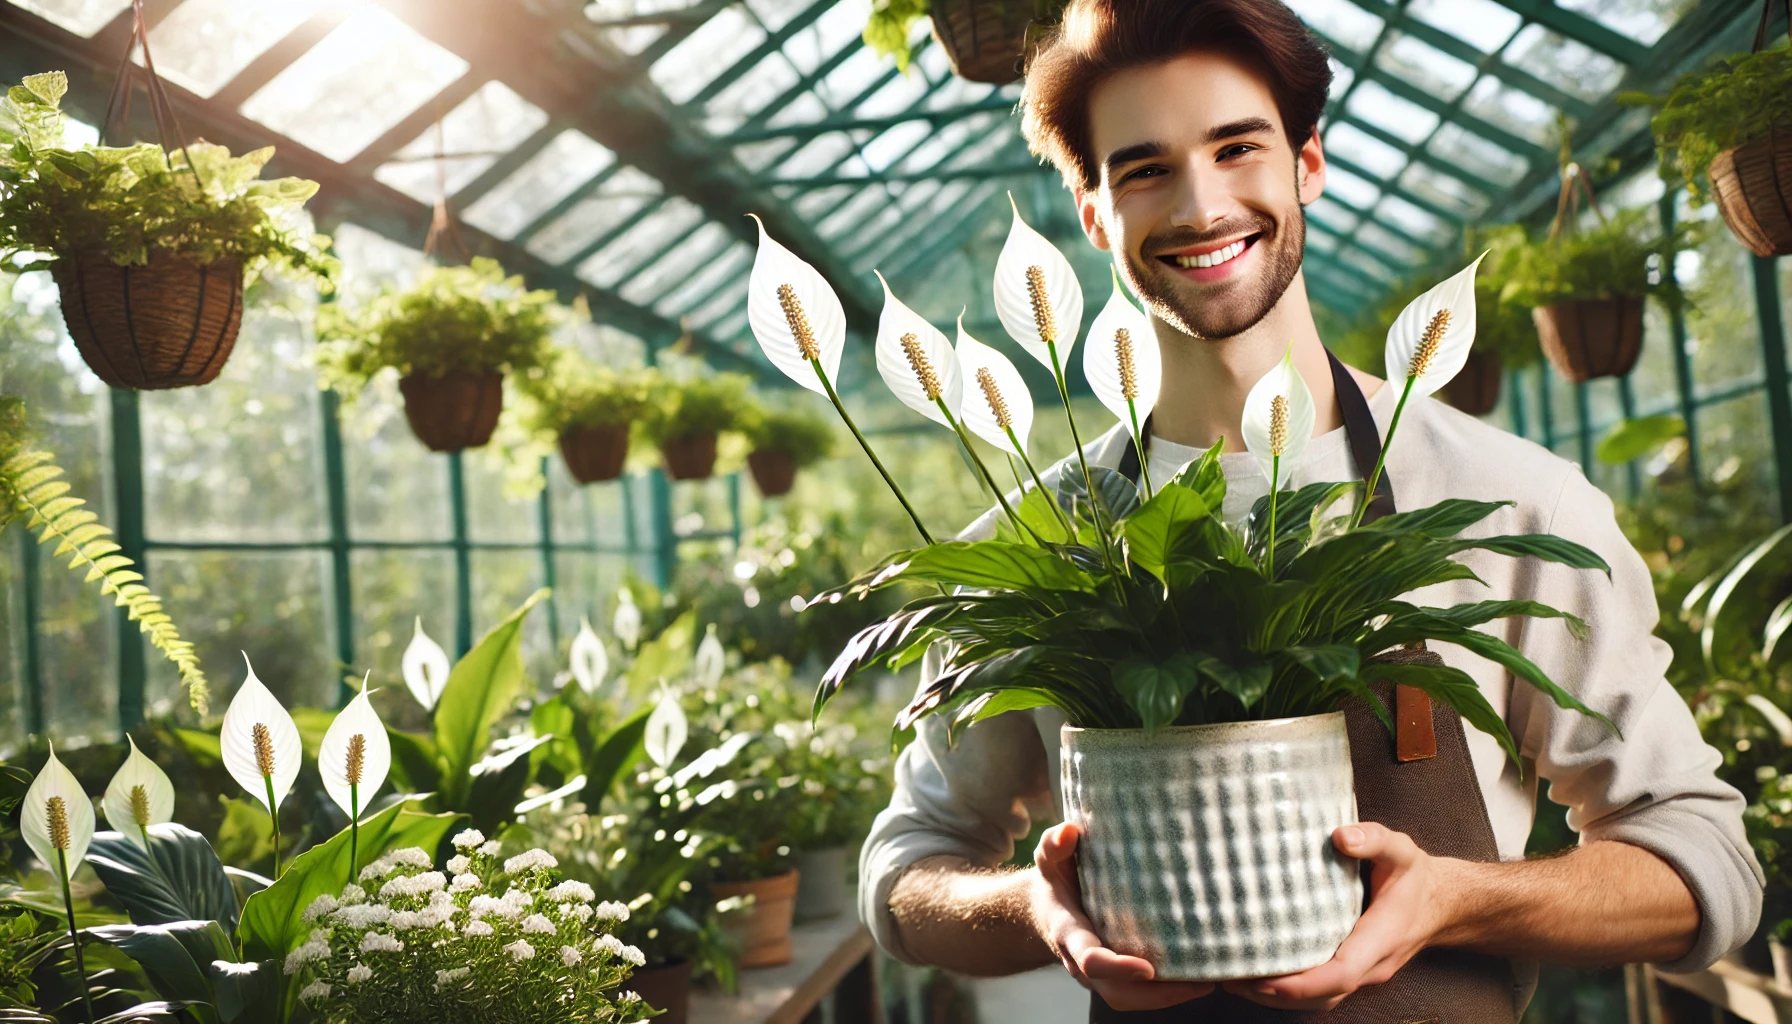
1328, 347, 1395, 524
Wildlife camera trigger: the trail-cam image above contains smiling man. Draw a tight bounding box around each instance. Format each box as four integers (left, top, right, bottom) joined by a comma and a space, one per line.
856, 0, 1762, 1021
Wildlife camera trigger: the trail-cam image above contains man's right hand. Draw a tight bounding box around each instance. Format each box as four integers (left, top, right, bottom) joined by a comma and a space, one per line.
1031, 822, 1214, 1012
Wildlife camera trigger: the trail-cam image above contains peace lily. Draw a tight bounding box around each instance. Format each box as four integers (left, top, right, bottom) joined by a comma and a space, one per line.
644, 688, 689, 770
220, 654, 301, 875
612, 589, 642, 652
955, 314, 1035, 459
1083, 270, 1162, 497
747, 215, 932, 543
1354, 254, 1485, 528
401, 617, 450, 712
694, 624, 725, 689
570, 616, 609, 696
320, 676, 391, 883
101, 735, 175, 851
1241, 347, 1315, 576
24, 744, 96, 1023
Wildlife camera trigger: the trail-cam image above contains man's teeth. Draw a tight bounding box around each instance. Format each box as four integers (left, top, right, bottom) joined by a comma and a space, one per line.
1174, 240, 1247, 269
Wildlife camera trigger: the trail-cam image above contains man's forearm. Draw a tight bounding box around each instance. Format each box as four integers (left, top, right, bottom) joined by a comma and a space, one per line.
887, 855, 1057, 976
1436, 839, 1699, 966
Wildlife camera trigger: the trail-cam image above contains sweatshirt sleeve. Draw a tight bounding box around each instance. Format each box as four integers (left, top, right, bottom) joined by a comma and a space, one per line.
1511, 468, 1763, 973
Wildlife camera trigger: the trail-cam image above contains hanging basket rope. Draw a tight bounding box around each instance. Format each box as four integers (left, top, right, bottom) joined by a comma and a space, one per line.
1532, 163, 1644, 383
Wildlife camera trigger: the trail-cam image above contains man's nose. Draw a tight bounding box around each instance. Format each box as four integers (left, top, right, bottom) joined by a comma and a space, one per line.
1166, 158, 1233, 235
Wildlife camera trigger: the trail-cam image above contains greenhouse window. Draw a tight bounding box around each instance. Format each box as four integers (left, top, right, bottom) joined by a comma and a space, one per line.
649, 4, 766, 106
1504, 24, 1625, 103
1400, 163, 1490, 220
374, 81, 551, 205
618, 221, 735, 306
7, 0, 126, 37
1407, 0, 1523, 51
653, 242, 752, 319
703, 54, 802, 135
774, 131, 863, 180
1374, 194, 1450, 244
524, 165, 666, 265
1378, 31, 1480, 99
1344, 80, 1442, 145
146, 0, 330, 98
576, 197, 707, 289
1326, 122, 1408, 180
1323, 165, 1382, 213
1461, 75, 1557, 147
1558, 0, 1685, 46
462, 130, 618, 241
1427, 123, 1529, 186
1283, 0, 1384, 54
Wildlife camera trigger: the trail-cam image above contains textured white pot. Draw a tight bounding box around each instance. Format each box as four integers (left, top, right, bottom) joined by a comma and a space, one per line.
1060, 713, 1362, 981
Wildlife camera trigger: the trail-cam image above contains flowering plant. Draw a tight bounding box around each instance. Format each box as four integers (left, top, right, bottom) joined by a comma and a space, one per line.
285, 829, 650, 1024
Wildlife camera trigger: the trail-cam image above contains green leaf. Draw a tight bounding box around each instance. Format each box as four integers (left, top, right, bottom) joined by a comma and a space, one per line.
465, 734, 552, 836
206, 957, 276, 1024
86, 825, 239, 933
1189, 652, 1271, 710
1112, 654, 1201, 731
1704, 523, 1792, 677
898, 541, 1098, 592
1168, 437, 1227, 510
1596, 415, 1683, 464
1364, 661, 1519, 767
433, 589, 548, 805
1280, 644, 1360, 684
1458, 534, 1611, 576
1404, 599, 1588, 640
1120, 484, 1214, 580
1056, 465, 1141, 524
383, 726, 441, 795
1366, 498, 1511, 538
83, 922, 222, 1022
1014, 485, 1072, 545
582, 704, 651, 807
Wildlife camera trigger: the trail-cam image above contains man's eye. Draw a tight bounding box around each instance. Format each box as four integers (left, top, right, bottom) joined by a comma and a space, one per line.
1122, 166, 1166, 183
1218, 144, 1259, 160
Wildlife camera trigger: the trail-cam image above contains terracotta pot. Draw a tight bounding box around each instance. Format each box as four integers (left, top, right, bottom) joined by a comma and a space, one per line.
661, 432, 718, 481
1532, 296, 1645, 384
930, 0, 1055, 84
52, 251, 245, 390
628, 959, 692, 1024
747, 448, 798, 497
794, 846, 849, 921
560, 423, 630, 484
398, 370, 504, 452
713, 869, 800, 968
1710, 129, 1792, 258
1439, 349, 1503, 416
1061, 715, 1361, 981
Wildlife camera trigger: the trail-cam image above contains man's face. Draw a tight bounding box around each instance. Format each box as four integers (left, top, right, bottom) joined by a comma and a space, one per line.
1080, 52, 1325, 340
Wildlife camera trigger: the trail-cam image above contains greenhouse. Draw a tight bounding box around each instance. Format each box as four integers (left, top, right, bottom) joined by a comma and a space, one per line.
0, 0, 1790, 1021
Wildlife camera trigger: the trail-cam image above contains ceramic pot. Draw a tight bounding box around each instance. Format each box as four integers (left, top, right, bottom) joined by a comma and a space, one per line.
628, 959, 692, 1024
399, 370, 503, 452
1060, 714, 1361, 981
794, 846, 849, 921
713, 869, 800, 967
53, 251, 245, 390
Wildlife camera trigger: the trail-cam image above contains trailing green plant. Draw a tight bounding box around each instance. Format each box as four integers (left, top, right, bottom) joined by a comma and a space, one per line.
1623, 39, 1792, 201
315, 258, 558, 394
0, 72, 333, 283
515, 351, 656, 435
741, 406, 836, 467
863, 0, 932, 66
1481, 208, 1687, 310
639, 370, 752, 445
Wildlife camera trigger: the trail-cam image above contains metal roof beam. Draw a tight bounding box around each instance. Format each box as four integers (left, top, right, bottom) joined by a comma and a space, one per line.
773, 161, 1045, 189
1338, 0, 1592, 114
348, 72, 486, 171
729, 95, 1018, 144
207, 8, 354, 109
1490, 0, 1650, 65
684, 0, 836, 110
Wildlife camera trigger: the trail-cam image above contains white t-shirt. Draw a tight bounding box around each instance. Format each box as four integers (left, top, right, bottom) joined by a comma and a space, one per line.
1142, 417, 1359, 526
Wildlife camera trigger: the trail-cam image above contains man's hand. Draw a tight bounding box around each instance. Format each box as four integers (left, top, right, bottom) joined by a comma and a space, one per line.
1031, 822, 1214, 1011
1221, 823, 1454, 1011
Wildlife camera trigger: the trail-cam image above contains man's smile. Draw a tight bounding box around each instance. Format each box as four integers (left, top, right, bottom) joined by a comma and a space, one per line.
1155, 231, 1264, 281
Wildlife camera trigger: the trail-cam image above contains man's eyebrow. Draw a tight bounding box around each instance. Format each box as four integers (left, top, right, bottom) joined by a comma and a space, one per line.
1205, 117, 1277, 144
1103, 141, 1165, 172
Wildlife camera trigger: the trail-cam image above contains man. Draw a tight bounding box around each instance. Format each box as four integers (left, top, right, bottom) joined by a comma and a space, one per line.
857, 0, 1763, 1019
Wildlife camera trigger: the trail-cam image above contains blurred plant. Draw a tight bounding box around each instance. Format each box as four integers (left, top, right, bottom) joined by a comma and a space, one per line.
1482, 205, 1690, 310
739, 407, 836, 468
638, 366, 752, 448
515, 350, 656, 436
1333, 254, 1540, 375
1624, 39, 1792, 202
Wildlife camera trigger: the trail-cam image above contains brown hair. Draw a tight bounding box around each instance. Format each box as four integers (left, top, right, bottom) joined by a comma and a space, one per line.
1021, 0, 1333, 191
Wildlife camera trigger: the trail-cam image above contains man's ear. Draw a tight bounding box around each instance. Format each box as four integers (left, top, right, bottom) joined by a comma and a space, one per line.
1077, 187, 1113, 252
1297, 127, 1326, 206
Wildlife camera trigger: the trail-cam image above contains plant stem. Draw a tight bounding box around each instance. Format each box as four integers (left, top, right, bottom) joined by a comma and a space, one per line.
1006, 454, 1028, 497
1008, 428, 1074, 538
811, 359, 934, 545
348, 785, 359, 889
938, 399, 1037, 544
1046, 340, 1122, 574
1350, 375, 1416, 530
1126, 400, 1154, 500
1266, 456, 1280, 578
139, 825, 152, 852
264, 776, 281, 878
57, 850, 93, 1024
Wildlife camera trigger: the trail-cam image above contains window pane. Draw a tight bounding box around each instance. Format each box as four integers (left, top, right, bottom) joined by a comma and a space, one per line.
526, 167, 665, 266
774, 131, 861, 179
619, 222, 735, 307
1323, 165, 1381, 211
149, 0, 332, 97
1325, 121, 1407, 179
655, 242, 751, 318
465, 449, 540, 545
1372, 194, 1448, 244
1504, 24, 1624, 103
463, 130, 618, 240
1462, 76, 1556, 146
350, 548, 455, 731
1309, 195, 1363, 229
471, 550, 553, 685
1427, 122, 1529, 186
374, 81, 551, 204
1377, 32, 1478, 99
1356, 221, 1424, 265
9, 0, 128, 37
575, 197, 707, 289
703, 54, 801, 135
1284, 0, 1384, 53
239, 6, 469, 162
649, 5, 767, 105
1344, 80, 1440, 145
1399, 162, 1489, 219
341, 377, 453, 542
1557, 0, 1685, 46
1408, 0, 1522, 51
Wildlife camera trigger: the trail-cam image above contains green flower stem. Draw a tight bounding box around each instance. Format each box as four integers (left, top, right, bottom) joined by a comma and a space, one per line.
57, 849, 93, 1024
264, 776, 282, 879
1266, 456, 1281, 579
348, 784, 359, 889
936, 399, 1038, 544
1006, 427, 1074, 538
1126, 400, 1155, 500
1350, 374, 1417, 530
1046, 340, 1121, 574
810, 359, 934, 545
138, 825, 152, 852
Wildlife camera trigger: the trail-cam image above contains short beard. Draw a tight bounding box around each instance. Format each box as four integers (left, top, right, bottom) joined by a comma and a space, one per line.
1121, 204, 1307, 341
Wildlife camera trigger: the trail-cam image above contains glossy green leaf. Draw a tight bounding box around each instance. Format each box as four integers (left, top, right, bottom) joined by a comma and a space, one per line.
899, 541, 1097, 592
433, 589, 548, 806
1595, 414, 1683, 464
1280, 644, 1360, 684
1703, 523, 1792, 677
1112, 654, 1201, 731
86, 825, 238, 933
583, 704, 651, 807
1364, 661, 1518, 767
1120, 484, 1213, 580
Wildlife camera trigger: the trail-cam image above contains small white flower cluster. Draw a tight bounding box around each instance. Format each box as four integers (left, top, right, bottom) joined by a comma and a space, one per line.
291, 839, 648, 1023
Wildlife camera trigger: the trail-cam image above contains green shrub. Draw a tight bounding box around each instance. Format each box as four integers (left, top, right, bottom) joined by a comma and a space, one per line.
742, 406, 836, 467
1625, 40, 1792, 201
1482, 208, 1686, 309
517, 350, 656, 434
641, 371, 752, 444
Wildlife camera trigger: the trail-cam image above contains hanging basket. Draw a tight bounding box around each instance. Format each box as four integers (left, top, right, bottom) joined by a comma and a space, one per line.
398, 370, 504, 453
559, 424, 630, 484
661, 432, 718, 481
1710, 129, 1792, 258
1439, 349, 1503, 416
747, 449, 798, 497
51, 251, 245, 390
1532, 297, 1645, 384
930, 0, 1052, 85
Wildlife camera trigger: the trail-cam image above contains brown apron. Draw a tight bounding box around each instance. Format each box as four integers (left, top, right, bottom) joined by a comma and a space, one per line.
1091, 352, 1517, 1023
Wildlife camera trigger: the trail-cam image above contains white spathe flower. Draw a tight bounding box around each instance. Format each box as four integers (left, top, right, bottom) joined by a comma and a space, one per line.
1385, 252, 1484, 400
401, 618, 451, 712
1241, 348, 1316, 488
994, 193, 1085, 368
220, 654, 302, 814
644, 690, 688, 769
1082, 270, 1162, 435
873, 271, 963, 429
746, 215, 846, 394
101, 735, 175, 847
612, 589, 641, 651
319, 681, 391, 821
22, 743, 94, 878
693, 624, 725, 688
954, 315, 1035, 456
569, 617, 608, 696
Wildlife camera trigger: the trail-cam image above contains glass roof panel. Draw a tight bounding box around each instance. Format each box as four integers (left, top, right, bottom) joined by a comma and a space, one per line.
777, 0, 869, 76
575, 196, 706, 288
1407, 0, 1523, 51
147, 0, 330, 98
1377, 31, 1479, 99
862, 121, 932, 171
792, 184, 855, 218
1398, 162, 1490, 219
688, 281, 748, 330
653, 241, 751, 318
896, 110, 1003, 174
9, 0, 127, 37
1426, 122, 1528, 185
583, 0, 674, 56
1323, 165, 1381, 211
1284, 0, 1384, 53
773, 131, 859, 179
743, 0, 811, 31
814, 45, 888, 108
1557, 0, 1686, 45
855, 65, 936, 118
818, 187, 888, 240
1503, 24, 1625, 102
619, 221, 734, 306
1460, 75, 1555, 145
462, 129, 617, 240
239, 6, 468, 162
1372, 194, 1448, 244
524, 165, 663, 264
1305, 229, 1339, 255
1307, 195, 1364, 229
1326, 59, 1355, 104
1343, 81, 1441, 145
1325, 122, 1407, 179
374, 80, 551, 204
1356, 221, 1424, 265
649, 5, 767, 105
703, 53, 801, 134
735, 137, 800, 172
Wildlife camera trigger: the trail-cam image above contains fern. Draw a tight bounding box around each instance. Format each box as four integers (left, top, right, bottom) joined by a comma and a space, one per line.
1, 446, 209, 714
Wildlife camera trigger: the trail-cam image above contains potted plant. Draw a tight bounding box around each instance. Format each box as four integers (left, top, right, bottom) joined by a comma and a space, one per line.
1627, 23, 1792, 257
745, 212, 1613, 979
517, 350, 655, 485
642, 368, 752, 482
316, 257, 558, 453
741, 405, 836, 497
0, 72, 333, 390
865, 0, 1066, 84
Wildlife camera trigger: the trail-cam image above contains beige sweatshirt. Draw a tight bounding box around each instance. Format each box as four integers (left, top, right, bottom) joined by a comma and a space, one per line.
857, 384, 1762, 994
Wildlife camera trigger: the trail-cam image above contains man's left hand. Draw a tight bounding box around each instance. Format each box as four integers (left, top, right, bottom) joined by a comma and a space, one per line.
1221, 822, 1459, 1011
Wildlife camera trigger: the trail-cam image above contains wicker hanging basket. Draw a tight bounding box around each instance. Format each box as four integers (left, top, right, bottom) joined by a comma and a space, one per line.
747, 449, 798, 497
398, 370, 504, 453
1439, 349, 1503, 416
661, 432, 718, 481
559, 424, 630, 485
51, 251, 245, 390
1533, 297, 1645, 384
930, 0, 1056, 85
1709, 129, 1792, 258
